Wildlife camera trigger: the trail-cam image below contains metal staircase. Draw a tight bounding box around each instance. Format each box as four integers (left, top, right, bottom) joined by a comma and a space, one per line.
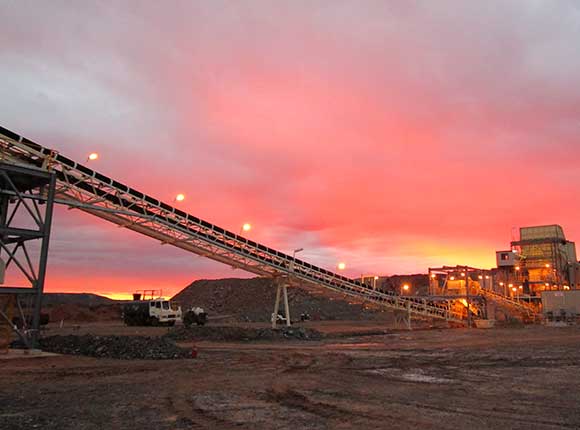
0, 125, 466, 324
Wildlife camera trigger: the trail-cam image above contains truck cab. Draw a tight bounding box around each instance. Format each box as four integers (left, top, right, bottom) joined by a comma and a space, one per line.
148, 299, 182, 325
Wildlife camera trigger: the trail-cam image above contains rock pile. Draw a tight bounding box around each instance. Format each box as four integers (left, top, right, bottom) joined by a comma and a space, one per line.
172, 277, 396, 323
40, 335, 191, 360
165, 326, 324, 342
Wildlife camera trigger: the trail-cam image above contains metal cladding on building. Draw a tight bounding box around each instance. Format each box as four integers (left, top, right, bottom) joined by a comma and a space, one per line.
506, 224, 579, 292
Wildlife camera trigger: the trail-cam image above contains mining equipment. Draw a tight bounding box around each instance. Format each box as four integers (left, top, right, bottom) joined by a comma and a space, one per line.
122, 297, 182, 326
183, 306, 207, 327
0, 125, 472, 342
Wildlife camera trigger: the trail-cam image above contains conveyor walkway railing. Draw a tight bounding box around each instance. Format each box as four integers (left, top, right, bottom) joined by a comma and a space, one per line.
0, 125, 465, 323
479, 288, 538, 316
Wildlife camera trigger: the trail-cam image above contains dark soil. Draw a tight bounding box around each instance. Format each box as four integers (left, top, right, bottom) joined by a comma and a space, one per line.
165, 325, 324, 342
39, 334, 190, 360
3, 326, 580, 429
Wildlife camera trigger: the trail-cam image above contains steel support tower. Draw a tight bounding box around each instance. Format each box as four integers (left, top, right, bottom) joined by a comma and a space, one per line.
0, 162, 56, 348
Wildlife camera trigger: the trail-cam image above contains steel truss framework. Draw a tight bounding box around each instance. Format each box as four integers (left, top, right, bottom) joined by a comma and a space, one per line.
0, 126, 467, 324
479, 288, 538, 317
429, 265, 538, 318
0, 162, 56, 347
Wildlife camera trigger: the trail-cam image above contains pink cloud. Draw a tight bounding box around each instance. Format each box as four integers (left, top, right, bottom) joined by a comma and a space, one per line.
1, 2, 580, 296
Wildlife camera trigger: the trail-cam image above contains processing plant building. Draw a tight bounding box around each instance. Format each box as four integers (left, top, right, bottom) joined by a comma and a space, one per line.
429, 225, 580, 301
497, 225, 580, 295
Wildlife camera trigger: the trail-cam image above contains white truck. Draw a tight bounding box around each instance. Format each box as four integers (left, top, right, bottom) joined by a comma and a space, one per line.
123, 298, 182, 326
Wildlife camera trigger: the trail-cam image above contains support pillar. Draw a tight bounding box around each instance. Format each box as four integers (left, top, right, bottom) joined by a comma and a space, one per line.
31, 173, 56, 346
0, 163, 56, 349
282, 284, 291, 327
272, 284, 282, 329
271, 280, 291, 329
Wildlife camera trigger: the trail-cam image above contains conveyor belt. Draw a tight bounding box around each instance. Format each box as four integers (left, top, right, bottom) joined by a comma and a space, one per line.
0, 125, 465, 323
480, 288, 538, 316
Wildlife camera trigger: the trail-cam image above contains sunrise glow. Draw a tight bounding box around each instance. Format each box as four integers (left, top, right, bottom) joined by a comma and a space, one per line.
1, 2, 578, 298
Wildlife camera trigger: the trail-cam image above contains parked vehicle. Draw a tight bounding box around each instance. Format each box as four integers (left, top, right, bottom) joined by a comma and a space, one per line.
183, 307, 208, 327
123, 298, 182, 326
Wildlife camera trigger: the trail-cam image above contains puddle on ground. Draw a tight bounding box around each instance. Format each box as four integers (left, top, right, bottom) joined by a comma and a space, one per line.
365, 368, 454, 384
323, 342, 385, 349
192, 392, 326, 429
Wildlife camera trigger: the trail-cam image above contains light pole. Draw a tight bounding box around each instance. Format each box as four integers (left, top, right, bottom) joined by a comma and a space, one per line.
290, 248, 303, 272
292, 248, 304, 259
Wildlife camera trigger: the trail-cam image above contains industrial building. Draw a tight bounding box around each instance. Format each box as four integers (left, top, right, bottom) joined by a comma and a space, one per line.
428, 225, 579, 300
429, 225, 580, 310
427, 266, 492, 297
423, 225, 580, 326
497, 225, 580, 296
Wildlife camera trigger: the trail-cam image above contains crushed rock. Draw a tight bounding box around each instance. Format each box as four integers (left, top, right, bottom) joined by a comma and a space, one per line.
164, 326, 324, 342
40, 334, 191, 360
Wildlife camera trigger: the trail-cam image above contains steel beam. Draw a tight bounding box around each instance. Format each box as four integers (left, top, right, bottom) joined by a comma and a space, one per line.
0, 161, 56, 348
0, 126, 472, 324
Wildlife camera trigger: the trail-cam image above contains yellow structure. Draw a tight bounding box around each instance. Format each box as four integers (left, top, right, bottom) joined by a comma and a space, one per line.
507, 225, 579, 294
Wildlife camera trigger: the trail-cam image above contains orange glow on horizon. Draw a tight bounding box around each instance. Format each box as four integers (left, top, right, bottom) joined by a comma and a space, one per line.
99, 292, 137, 301
99, 292, 171, 301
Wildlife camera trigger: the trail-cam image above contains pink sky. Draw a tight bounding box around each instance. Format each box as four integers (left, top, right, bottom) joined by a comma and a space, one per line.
1, 1, 580, 298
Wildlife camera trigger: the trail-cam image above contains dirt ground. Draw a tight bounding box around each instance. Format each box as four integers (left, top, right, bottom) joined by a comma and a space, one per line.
2, 322, 580, 429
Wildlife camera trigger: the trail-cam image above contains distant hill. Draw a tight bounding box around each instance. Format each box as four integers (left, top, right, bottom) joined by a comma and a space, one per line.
42, 293, 115, 307
13, 293, 121, 323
